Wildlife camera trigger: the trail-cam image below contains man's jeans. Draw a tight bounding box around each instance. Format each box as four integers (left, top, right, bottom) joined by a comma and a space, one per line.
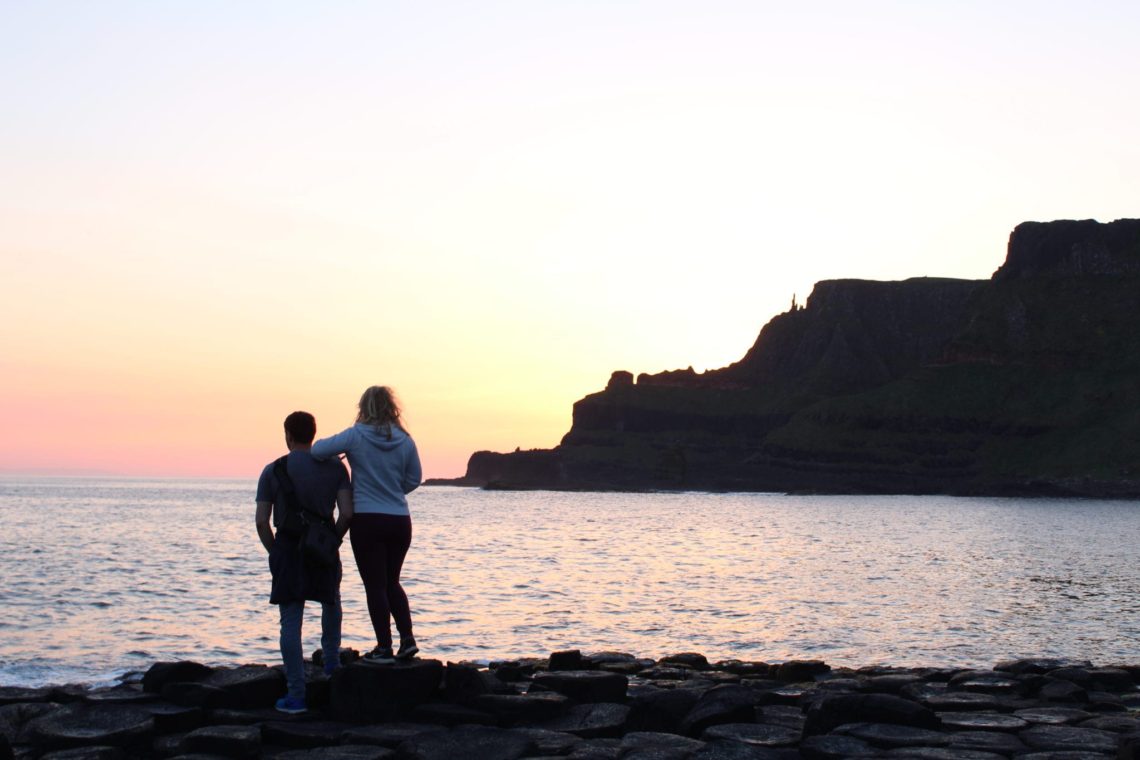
279, 594, 342, 700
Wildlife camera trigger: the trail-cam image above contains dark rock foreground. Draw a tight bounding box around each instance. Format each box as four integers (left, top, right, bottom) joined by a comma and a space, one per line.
3, 652, 1140, 758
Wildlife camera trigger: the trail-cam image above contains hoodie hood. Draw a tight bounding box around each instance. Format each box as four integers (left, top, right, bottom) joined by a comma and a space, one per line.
355, 422, 410, 451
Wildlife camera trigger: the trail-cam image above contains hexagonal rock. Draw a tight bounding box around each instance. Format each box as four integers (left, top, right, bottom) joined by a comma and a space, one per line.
443, 662, 508, 704
867, 674, 926, 694
408, 702, 497, 727
83, 686, 156, 706
702, 723, 800, 747
843, 723, 950, 749
0, 686, 54, 706
946, 672, 1023, 696
680, 686, 764, 737
694, 742, 800, 759
900, 683, 949, 703
340, 722, 445, 748
799, 733, 879, 759
1018, 724, 1119, 753
639, 666, 697, 681
472, 692, 570, 724
329, 660, 444, 722
27, 704, 155, 751
1080, 714, 1140, 732
716, 661, 773, 678
626, 685, 703, 733
803, 694, 941, 735
548, 650, 586, 671
276, 746, 395, 760
202, 665, 285, 710
1038, 679, 1088, 703
1086, 690, 1126, 712
565, 736, 622, 758
530, 670, 628, 703
0, 701, 59, 745
38, 747, 125, 760
204, 706, 286, 725
920, 692, 1006, 712
660, 653, 711, 671
775, 660, 830, 683
509, 727, 583, 755
880, 749, 1005, 759
1085, 667, 1136, 693
754, 686, 808, 707
1045, 667, 1095, 687
141, 702, 203, 734
815, 677, 862, 693
755, 706, 806, 731
621, 731, 707, 753
1014, 707, 1094, 725
160, 681, 230, 709
994, 658, 1091, 676
537, 703, 631, 739
179, 724, 260, 757
396, 725, 536, 760
935, 711, 1028, 731
261, 720, 349, 749
587, 652, 640, 667
946, 730, 1028, 754
141, 661, 214, 694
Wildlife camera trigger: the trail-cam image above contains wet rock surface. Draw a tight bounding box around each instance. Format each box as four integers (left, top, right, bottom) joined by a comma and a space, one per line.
2, 653, 1138, 757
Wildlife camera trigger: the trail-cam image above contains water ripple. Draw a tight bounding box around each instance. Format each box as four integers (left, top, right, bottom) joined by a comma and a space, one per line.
2, 479, 1139, 687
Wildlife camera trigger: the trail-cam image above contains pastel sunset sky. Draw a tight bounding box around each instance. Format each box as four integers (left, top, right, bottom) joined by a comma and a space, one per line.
2, 2, 1138, 478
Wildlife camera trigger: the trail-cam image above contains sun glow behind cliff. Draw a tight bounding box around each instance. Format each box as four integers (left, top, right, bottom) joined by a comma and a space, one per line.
2, 2, 1139, 477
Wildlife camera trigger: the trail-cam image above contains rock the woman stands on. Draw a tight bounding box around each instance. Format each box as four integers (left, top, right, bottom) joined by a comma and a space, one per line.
312, 385, 423, 664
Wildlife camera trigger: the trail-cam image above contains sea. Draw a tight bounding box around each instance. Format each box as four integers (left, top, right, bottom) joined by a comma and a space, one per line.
1, 476, 1138, 688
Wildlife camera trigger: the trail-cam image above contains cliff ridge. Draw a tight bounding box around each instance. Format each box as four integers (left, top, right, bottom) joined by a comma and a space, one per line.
436, 218, 1140, 496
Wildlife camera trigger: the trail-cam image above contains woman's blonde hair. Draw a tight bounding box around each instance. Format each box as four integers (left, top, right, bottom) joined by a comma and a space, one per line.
356, 385, 405, 436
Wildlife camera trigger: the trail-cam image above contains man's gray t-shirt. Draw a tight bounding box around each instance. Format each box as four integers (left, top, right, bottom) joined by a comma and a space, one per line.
257, 450, 350, 525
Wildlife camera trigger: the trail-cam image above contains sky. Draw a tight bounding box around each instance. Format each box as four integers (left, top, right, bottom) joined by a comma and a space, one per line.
2, 1, 1138, 478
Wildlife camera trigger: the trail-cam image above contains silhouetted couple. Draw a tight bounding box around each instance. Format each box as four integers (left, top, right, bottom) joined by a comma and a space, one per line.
255, 385, 423, 714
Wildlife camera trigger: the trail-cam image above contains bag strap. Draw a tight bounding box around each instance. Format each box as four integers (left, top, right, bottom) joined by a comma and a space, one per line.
272, 455, 330, 525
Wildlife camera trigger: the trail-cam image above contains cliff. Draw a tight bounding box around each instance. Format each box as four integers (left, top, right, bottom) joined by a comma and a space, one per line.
439, 218, 1140, 496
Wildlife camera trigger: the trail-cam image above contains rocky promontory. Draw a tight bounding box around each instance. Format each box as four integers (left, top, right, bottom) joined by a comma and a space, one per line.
433, 218, 1140, 496
5, 650, 1140, 758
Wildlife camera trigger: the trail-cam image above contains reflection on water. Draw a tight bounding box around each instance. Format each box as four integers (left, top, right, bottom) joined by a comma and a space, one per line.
1, 478, 1138, 686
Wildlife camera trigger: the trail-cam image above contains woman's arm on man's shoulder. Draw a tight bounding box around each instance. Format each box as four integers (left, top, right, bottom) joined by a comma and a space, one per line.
311, 427, 355, 460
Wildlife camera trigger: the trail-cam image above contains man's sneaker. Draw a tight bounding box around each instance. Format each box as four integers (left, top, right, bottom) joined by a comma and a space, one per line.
362, 646, 395, 665
396, 640, 419, 660
275, 696, 307, 714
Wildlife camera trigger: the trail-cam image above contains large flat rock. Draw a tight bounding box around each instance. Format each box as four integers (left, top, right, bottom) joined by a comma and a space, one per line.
27, 705, 154, 751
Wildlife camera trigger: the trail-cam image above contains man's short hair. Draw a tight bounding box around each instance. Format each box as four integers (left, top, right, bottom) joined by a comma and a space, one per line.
284, 411, 316, 445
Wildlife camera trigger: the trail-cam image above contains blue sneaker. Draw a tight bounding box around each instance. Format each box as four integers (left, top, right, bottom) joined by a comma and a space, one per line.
275, 696, 307, 714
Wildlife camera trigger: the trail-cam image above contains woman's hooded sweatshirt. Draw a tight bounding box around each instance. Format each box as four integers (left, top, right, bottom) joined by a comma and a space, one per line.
311, 423, 422, 515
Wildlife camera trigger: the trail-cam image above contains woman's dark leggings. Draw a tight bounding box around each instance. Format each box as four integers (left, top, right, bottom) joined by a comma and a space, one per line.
349, 513, 413, 649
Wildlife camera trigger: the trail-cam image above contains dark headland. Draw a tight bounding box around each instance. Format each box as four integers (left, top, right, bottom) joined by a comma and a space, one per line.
6, 651, 1140, 758
430, 218, 1140, 497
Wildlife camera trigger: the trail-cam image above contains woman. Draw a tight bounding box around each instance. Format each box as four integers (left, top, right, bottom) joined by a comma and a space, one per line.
312, 385, 422, 663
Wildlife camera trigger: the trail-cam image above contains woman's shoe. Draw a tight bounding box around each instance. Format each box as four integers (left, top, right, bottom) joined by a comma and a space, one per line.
396, 640, 419, 660
363, 646, 395, 665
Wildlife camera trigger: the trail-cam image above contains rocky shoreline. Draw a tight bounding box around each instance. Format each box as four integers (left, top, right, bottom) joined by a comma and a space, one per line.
3, 651, 1140, 759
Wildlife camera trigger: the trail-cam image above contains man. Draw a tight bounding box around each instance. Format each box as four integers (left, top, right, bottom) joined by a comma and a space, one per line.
256, 411, 353, 714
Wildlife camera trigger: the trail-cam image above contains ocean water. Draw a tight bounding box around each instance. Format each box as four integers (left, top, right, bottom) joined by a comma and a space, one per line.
1, 476, 1138, 687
